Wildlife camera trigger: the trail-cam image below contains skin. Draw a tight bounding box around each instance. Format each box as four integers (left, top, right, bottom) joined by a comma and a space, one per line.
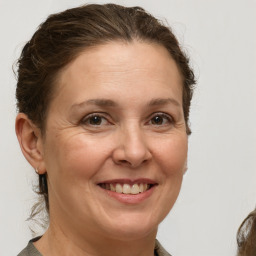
16, 41, 188, 256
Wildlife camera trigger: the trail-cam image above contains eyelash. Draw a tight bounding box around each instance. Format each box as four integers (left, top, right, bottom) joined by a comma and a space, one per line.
80, 112, 174, 127
80, 113, 111, 126
147, 112, 174, 126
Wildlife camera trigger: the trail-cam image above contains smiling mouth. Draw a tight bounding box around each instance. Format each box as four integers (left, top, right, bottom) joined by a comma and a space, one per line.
98, 182, 155, 195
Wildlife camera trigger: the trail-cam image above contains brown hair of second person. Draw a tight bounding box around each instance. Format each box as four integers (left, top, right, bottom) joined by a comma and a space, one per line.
237, 208, 256, 256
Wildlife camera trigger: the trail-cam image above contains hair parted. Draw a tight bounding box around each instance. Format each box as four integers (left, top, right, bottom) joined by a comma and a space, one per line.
15, 3, 196, 226
237, 208, 256, 256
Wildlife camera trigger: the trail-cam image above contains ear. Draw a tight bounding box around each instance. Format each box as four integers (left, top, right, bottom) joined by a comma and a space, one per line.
15, 113, 46, 174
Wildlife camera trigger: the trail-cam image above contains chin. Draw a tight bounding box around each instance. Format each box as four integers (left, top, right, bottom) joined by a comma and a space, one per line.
108, 225, 157, 242
101, 213, 160, 241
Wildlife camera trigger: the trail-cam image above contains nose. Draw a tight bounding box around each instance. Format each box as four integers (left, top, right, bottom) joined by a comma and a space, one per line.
112, 125, 152, 168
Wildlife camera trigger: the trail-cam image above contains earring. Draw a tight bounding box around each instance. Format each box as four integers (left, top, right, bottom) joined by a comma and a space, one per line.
35, 168, 39, 174
41, 174, 48, 193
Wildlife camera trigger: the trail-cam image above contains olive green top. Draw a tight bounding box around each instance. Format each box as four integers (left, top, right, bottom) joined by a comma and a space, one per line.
17, 237, 171, 256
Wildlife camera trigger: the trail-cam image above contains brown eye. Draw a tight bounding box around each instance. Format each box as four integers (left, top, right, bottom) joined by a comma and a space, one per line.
81, 114, 109, 126
151, 116, 164, 125
149, 113, 173, 126
89, 116, 103, 125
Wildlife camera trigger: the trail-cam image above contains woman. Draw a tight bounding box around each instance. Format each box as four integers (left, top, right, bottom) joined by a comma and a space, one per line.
237, 208, 256, 256
15, 3, 195, 256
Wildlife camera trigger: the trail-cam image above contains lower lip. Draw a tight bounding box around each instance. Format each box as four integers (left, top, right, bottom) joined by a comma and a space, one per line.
98, 186, 156, 204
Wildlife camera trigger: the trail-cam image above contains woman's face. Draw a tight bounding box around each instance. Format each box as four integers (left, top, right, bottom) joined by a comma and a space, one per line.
40, 41, 188, 240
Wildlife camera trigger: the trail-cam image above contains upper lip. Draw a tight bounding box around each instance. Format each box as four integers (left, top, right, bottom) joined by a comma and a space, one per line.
97, 178, 157, 185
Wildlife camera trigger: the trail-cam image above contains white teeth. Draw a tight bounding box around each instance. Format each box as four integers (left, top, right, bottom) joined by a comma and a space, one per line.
101, 183, 152, 194
116, 183, 122, 193
123, 184, 131, 194
131, 184, 140, 194
110, 183, 115, 191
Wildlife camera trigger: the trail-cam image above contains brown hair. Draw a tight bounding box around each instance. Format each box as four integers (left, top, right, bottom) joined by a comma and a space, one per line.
15, 4, 195, 223
237, 208, 256, 256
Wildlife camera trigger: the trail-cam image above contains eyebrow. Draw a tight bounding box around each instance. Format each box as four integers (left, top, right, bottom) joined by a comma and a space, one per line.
71, 99, 117, 110
148, 98, 181, 107
71, 97, 181, 111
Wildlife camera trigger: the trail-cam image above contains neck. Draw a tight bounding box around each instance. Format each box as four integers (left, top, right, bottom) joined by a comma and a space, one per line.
34, 222, 157, 256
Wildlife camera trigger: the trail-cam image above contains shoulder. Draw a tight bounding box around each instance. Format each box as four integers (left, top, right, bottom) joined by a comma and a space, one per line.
155, 239, 172, 256
17, 237, 42, 256
18, 237, 170, 256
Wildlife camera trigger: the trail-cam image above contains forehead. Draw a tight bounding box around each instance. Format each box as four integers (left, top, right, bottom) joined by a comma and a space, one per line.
61, 40, 181, 75
53, 41, 183, 105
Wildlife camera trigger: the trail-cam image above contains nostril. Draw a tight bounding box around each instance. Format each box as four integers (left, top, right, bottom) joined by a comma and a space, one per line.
116, 159, 149, 168
119, 160, 129, 164
112, 145, 152, 168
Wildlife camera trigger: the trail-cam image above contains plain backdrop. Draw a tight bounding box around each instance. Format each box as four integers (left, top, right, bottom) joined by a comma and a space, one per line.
0, 0, 255, 255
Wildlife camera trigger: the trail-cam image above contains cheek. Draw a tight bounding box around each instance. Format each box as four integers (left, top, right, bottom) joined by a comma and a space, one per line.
59, 135, 112, 178
154, 134, 188, 175
150, 135, 187, 221
44, 133, 113, 209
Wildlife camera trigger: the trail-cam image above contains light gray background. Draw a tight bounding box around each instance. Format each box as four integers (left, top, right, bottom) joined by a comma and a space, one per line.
0, 0, 255, 255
